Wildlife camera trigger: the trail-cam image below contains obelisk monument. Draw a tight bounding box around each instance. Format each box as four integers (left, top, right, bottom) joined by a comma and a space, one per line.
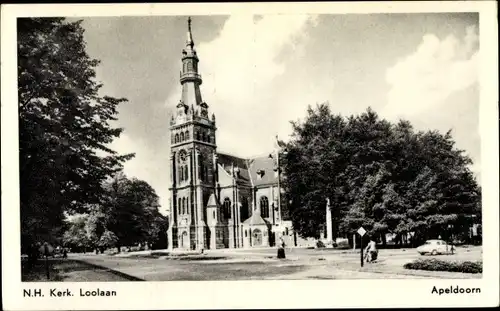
326, 198, 333, 245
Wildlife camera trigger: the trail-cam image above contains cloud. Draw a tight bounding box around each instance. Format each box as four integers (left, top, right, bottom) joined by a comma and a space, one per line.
166, 14, 318, 157
383, 25, 479, 120
107, 131, 171, 215
382, 25, 481, 183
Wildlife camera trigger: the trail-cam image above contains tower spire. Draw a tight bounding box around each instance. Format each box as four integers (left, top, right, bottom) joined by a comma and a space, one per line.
186, 16, 194, 48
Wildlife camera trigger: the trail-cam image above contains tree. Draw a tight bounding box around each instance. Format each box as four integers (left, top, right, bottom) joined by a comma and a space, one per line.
62, 214, 91, 251
97, 230, 119, 249
96, 172, 166, 251
282, 103, 481, 244
18, 18, 134, 249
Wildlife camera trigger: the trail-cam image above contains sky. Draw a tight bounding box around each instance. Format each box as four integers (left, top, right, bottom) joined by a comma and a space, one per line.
77, 13, 480, 214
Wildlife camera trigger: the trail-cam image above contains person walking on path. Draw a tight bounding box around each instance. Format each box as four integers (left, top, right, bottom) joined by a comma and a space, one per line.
277, 236, 286, 259
364, 237, 378, 263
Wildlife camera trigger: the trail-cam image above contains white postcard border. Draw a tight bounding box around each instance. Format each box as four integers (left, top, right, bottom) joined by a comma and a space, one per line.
2, 2, 498, 310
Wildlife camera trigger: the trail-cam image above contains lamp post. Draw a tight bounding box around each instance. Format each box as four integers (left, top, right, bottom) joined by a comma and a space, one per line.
271, 139, 288, 227
448, 224, 454, 255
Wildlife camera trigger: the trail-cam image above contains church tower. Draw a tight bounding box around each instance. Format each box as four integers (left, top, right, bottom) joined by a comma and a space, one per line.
169, 17, 217, 250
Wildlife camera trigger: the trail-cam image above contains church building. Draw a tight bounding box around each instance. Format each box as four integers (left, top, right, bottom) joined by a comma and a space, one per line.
167, 18, 295, 250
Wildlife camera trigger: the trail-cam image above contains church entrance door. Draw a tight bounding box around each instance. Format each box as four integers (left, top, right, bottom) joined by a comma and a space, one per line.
181, 231, 189, 249
252, 229, 262, 247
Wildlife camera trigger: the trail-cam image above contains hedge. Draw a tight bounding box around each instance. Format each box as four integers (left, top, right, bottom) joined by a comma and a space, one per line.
404, 258, 482, 274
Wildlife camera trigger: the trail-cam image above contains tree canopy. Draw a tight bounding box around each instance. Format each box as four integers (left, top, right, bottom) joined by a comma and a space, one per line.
282, 104, 481, 244
63, 172, 169, 252
18, 18, 134, 249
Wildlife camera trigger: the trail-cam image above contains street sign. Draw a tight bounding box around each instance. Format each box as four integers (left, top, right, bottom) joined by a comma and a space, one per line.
357, 227, 366, 237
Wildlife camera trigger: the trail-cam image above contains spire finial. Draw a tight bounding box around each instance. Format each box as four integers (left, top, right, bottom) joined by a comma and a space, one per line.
186, 17, 194, 47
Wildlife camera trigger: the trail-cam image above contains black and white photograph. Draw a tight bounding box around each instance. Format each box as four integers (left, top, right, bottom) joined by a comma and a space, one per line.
1, 2, 498, 310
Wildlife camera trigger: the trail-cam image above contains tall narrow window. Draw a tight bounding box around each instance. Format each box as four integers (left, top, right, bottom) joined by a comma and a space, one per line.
180, 132, 185, 141
182, 198, 186, 214
202, 132, 206, 142
260, 196, 269, 218
199, 157, 204, 181
223, 198, 231, 219
184, 165, 188, 181
196, 131, 200, 141
175, 134, 179, 143
180, 166, 184, 182
240, 197, 249, 221
185, 131, 190, 140
178, 198, 181, 215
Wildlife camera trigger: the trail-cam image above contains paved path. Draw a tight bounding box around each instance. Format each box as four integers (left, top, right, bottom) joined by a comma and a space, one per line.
71, 246, 481, 281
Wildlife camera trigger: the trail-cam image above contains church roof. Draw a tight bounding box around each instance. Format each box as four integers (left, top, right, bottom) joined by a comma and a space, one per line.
242, 213, 270, 226
247, 155, 278, 186
217, 152, 252, 187
216, 152, 278, 187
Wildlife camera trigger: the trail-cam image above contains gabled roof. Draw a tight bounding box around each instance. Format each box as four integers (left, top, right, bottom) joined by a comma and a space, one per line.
216, 152, 252, 187
247, 155, 278, 186
206, 193, 218, 207
242, 213, 270, 226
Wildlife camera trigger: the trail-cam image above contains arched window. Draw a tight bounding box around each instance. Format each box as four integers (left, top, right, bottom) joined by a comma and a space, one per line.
180, 166, 184, 182
196, 131, 200, 141
178, 198, 181, 215
185, 131, 190, 140
260, 196, 269, 218
204, 166, 209, 182
180, 132, 185, 141
202, 132, 206, 142
184, 165, 188, 181
182, 198, 186, 214
223, 198, 231, 219
175, 133, 179, 143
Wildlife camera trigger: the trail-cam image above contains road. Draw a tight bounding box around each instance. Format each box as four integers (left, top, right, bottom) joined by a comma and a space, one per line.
70, 246, 482, 281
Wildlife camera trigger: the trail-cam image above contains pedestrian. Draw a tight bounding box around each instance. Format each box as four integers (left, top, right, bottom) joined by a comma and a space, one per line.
277, 236, 286, 259
364, 237, 378, 263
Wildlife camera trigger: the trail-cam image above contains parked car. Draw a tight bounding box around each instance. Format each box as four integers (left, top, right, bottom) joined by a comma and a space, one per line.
417, 239, 455, 255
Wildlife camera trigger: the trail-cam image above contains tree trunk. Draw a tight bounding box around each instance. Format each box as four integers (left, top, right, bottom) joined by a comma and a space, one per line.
381, 233, 387, 246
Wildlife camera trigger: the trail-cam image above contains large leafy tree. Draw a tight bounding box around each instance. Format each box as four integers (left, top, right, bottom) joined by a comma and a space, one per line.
62, 172, 168, 252
18, 18, 134, 249
282, 103, 481, 244
92, 172, 167, 251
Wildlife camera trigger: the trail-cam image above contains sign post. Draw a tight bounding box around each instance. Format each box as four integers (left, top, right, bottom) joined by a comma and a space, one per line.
357, 227, 366, 267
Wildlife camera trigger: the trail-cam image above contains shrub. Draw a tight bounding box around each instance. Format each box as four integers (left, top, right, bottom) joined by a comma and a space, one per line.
404, 259, 482, 274
316, 240, 325, 248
